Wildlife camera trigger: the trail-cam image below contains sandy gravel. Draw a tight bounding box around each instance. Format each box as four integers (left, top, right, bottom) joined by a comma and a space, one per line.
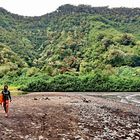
0, 92, 140, 140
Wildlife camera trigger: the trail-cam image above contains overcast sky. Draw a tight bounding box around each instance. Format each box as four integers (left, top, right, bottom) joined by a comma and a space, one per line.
0, 0, 140, 16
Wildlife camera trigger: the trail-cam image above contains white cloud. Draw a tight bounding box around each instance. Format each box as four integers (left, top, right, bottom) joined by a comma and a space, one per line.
0, 0, 140, 16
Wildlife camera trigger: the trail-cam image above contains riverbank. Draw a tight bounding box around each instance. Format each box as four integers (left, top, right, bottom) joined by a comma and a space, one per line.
0, 92, 139, 140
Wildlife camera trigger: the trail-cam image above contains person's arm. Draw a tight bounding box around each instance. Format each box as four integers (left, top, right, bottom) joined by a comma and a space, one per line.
8, 91, 12, 101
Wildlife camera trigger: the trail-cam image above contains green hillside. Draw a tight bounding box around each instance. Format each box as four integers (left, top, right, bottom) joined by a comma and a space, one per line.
0, 43, 27, 77
0, 5, 140, 91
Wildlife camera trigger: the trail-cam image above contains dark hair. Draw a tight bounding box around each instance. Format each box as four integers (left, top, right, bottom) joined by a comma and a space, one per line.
4, 85, 8, 89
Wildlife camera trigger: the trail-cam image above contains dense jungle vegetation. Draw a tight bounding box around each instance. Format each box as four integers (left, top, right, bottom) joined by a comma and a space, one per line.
0, 4, 140, 91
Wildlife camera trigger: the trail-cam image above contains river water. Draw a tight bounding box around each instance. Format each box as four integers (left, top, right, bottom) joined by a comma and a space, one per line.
86, 92, 140, 106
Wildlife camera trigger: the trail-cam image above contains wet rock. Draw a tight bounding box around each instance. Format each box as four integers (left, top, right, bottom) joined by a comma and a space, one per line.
82, 98, 91, 103
75, 135, 81, 139
79, 138, 85, 140
83, 128, 89, 132
128, 133, 134, 137
136, 136, 140, 139
31, 122, 36, 125
43, 97, 50, 100
126, 137, 132, 140
93, 136, 101, 140
25, 135, 29, 139
79, 125, 83, 129
19, 135, 24, 139
39, 135, 44, 140
70, 101, 79, 103
126, 124, 131, 128
137, 123, 140, 127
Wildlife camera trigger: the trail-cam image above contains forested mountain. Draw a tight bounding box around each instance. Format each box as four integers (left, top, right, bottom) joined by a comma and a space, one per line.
0, 5, 140, 91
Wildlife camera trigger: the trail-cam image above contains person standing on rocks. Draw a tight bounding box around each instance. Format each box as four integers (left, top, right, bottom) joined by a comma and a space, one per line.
2, 85, 12, 117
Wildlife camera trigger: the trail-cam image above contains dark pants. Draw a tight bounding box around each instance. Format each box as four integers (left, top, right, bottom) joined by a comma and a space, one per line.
3, 100, 9, 113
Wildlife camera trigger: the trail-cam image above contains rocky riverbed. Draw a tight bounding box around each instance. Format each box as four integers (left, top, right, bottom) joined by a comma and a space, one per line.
0, 92, 139, 140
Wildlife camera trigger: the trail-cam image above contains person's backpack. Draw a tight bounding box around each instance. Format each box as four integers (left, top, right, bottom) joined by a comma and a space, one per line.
0, 94, 4, 104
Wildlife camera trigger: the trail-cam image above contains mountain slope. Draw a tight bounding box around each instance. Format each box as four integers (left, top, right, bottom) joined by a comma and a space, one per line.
0, 5, 140, 90
0, 43, 27, 77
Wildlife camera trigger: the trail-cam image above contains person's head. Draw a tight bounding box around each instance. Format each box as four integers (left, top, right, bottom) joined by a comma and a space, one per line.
4, 85, 8, 90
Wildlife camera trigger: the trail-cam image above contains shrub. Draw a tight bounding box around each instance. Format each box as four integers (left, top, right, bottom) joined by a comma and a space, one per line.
20, 73, 140, 92
119, 34, 136, 46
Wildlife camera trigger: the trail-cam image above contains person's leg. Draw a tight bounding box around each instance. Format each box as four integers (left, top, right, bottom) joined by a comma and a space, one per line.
3, 101, 6, 113
3, 100, 9, 117
5, 100, 9, 114
1, 102, 3, 107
